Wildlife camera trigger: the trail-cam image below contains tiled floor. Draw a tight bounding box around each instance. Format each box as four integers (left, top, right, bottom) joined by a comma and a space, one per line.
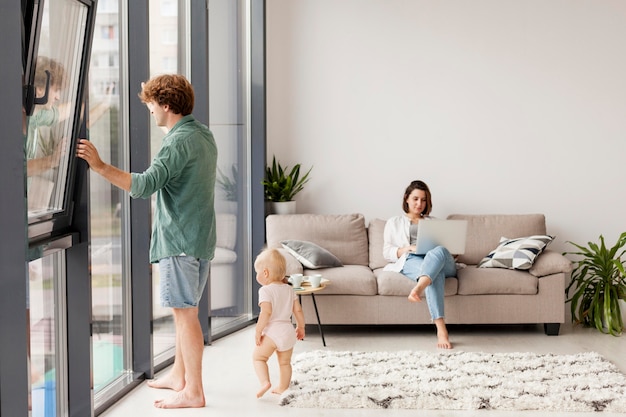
101, 321, 625, 417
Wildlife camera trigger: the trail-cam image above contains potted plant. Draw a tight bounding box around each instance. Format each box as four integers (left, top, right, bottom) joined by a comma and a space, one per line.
564, 232, 626, 336
216, 164, 238, 213
262, 155, 312, 214
216, 164, 237, 202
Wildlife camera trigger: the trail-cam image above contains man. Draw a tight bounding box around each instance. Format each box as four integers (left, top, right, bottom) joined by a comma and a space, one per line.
77, 74, 217, 409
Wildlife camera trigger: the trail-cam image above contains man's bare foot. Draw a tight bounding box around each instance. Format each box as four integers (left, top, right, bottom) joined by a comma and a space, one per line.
154, 390, 205, 409
147, 374, 185, 391
257, 381, 271, 398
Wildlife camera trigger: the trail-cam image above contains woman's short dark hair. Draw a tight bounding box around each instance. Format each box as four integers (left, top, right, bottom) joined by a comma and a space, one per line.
402, 180, 432, 216
138, 74, 194, 116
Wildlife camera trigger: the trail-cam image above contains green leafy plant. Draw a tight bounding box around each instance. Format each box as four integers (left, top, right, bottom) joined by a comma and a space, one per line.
216, 164, 237, 201
262, 155, 312, 202
564, 232, 626, 336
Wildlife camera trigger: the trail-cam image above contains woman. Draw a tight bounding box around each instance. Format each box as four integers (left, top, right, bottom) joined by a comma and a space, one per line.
383, 180, 457, 349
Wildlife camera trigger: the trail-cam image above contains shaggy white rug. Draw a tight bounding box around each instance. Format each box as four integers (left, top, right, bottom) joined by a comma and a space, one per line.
280, 350, 626, 412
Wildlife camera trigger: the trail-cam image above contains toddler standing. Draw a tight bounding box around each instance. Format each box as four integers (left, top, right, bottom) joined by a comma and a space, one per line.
252, 248, 305, 397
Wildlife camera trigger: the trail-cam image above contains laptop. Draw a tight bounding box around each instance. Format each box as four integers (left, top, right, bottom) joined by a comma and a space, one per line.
414, 219, 468, 255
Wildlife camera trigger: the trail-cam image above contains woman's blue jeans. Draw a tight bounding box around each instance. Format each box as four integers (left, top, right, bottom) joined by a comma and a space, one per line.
401, 246, 457, 320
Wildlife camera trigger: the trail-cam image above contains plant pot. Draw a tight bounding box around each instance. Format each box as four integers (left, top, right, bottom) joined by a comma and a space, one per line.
269, 201, 296, 215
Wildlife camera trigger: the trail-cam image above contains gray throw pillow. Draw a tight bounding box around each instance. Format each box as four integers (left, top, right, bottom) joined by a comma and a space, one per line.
281, 240, 343, 269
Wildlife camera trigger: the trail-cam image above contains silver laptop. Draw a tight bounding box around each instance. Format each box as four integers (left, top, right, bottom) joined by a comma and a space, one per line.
414, 219, 468, 255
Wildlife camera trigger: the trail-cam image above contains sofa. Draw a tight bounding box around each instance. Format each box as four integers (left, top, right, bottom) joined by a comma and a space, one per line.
265, 213, 573, 335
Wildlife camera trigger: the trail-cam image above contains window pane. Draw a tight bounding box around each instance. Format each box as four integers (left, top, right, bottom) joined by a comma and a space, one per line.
29, 253, 67, 417
209, 0, 253, 335
88, 0, 131, 400
149, 0, 180, 364
26, 0, 88, 219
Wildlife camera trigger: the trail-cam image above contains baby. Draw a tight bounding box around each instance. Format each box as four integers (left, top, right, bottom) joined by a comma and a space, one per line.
252, 248, 305, 398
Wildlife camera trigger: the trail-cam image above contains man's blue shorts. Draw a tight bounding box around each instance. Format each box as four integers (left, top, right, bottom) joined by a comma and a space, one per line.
158, 256, 209, 308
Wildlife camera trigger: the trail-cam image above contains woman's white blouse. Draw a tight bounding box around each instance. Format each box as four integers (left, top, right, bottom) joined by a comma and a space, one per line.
382, 215, 435, 272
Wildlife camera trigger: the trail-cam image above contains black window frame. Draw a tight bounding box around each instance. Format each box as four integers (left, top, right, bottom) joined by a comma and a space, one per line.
22, 0, 99, 243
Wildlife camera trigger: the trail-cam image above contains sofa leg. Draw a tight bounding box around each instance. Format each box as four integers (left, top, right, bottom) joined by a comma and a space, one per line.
544, 323, 560, 336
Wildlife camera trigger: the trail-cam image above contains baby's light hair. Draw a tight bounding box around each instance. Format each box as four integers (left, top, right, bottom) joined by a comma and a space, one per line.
254, 248, 286, 282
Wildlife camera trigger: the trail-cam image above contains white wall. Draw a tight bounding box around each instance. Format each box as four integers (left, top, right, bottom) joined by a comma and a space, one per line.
266, 0, 626, 253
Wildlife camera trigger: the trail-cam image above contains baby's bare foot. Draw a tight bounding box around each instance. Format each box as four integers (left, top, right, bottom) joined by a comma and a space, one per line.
257, 381, 271, 398
271, 386, 288, 395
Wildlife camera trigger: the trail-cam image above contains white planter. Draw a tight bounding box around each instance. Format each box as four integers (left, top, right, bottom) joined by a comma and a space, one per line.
269, 201, 296, 215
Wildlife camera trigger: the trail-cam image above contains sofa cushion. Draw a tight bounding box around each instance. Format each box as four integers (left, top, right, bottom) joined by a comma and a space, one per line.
266, 213, 369, 266
281, 240, 343, 269
304, 265, 377, 295
447, 214, 547, 265
457, 266, 538, 295
478, 235, 554, 270
216, 213, 236, 250
375, 269, 458, 296
528, 249, 573, 277
212, 247, 237, 264
368, 218, 388, 270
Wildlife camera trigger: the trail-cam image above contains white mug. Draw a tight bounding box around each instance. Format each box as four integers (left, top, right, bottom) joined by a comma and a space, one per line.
309, 274, 322, 288
290, 273, 303, 288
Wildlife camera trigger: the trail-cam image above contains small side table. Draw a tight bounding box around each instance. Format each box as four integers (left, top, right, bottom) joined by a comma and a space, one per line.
294, 281, 328, 346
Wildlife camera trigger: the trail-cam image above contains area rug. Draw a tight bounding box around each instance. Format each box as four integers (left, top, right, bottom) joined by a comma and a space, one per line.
280, 350, 626, 412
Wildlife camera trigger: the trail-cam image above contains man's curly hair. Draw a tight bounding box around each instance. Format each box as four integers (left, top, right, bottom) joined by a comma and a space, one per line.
138, 74, 194, 115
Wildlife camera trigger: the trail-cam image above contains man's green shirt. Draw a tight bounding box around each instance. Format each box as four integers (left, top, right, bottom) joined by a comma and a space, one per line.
130, 115, 217, 263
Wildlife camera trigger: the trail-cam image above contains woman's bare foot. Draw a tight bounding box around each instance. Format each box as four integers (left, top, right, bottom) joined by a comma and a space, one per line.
437, 332, 452, 349
256, 381, 271, 398
147, 374, 185, 391
408, 276, 431, 302
434, 318, 452, 349
154, 389, 205, 409
408, 286, 424, 302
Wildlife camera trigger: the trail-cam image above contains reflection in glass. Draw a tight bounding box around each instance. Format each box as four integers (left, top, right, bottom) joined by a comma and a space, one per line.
208, 0, 252, 335
26, 0, 88, 218
29, 253, 67, 417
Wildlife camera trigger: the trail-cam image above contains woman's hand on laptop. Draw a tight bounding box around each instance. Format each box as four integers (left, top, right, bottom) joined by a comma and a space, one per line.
398, 245, 416, 257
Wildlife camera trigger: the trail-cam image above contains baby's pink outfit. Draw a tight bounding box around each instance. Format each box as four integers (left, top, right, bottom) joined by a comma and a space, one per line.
258, 283, 297, 351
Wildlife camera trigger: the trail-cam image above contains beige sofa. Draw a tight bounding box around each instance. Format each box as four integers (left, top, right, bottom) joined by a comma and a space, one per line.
265, 213, 573, 335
